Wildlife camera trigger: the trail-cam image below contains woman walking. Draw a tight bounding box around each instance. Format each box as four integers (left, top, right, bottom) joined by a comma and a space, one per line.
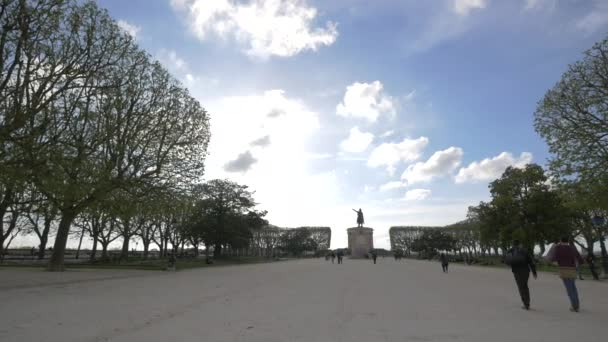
548, 237, 585, 312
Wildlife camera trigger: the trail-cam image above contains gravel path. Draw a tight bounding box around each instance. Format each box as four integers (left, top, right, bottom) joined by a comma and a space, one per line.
1, 259, 606, 342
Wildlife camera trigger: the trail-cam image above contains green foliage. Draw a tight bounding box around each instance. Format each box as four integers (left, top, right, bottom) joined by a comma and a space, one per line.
410, 229, 457, 258
189, 179, 267, 257
463, 164, 571, 252
534, 37, 608, 200
279, 228, 318, 257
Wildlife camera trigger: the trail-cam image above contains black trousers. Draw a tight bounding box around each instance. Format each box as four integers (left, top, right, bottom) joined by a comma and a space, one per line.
442, 263, 448, 272
513, 270, 530, 306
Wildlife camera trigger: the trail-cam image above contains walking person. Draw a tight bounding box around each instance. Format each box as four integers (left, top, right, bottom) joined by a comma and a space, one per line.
371, 250, 377, 264
440, 253, 449, 273
505, 240, 537, 310
337, 250, 343, 264
331, 251, 336, 264
547, 237, 584, 312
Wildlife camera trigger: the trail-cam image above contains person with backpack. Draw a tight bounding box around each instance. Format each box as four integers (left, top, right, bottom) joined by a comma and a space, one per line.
505, 240, 537, 310
547, 237, 585, 312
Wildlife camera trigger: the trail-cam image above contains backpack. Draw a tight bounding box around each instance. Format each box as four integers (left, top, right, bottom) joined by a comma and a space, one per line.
505, 247, 526, 266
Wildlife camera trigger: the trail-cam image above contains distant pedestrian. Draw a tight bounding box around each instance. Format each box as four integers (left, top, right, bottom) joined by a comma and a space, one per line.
547, 237, 584, 312
371, 250, 377, 264
440, 253, 449, 273
585, 254, 600, 280
331, 251, 336, 264
337, 250, 344, 264
505, 240, 537, 310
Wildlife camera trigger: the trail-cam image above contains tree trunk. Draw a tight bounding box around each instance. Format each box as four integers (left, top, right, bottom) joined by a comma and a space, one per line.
48, 210, 78, 272
37, 207, 57, 260
90, 236, 98, 261
75, 226, 85, 259
37, 234, 48, 260
584, 235, 595, 255
101, 242, 109, 260
121, 235, 130, 261
143, 240, 150, 259
37, 221, 53, 260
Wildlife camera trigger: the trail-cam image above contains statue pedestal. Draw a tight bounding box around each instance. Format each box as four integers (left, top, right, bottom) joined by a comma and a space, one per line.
347, 227, 374, 258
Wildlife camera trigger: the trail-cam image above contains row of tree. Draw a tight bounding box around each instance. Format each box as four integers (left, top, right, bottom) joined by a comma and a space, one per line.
0, 0, 211, 270
2, 174, 332, 262
390, 163, 608, 274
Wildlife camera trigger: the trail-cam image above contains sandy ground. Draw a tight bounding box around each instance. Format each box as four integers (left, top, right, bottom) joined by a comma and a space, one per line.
0, 259, 607, 342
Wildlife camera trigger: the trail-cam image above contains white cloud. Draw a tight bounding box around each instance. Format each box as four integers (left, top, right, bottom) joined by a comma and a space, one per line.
305, 152, 333, 159
336, 81, 396, 122
455, 152, 533, 184
117, 20, 141, 39
171, 0, 338, 58
401, 147, 463, 184
340, 127, 374, 153
411, 2, 482, 52
200, 90, 349, 241
379, 181, 408, 191
367, 137, 429, 175
404, 189, 432, 201
224, 150, 257, 172
453, 0, 487, 16
381, 130, 395, 138
523, 0, 556, 11
576, 1, 608, 35
250, 135, 271, 147
205, 89, 320, 179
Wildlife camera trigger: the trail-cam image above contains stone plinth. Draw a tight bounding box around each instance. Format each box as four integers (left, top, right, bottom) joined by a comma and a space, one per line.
347, 227, 374, 258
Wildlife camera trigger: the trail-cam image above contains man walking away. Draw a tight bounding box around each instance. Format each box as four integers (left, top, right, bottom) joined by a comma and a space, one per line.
371, 250, 377, 264
337, 250, 343, 264
440, 253, 449, 273
548, 237, 584, 312
331, 251, 336, 264
505, 240, 537, 310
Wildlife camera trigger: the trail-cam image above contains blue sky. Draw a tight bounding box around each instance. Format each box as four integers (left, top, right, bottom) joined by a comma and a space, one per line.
96, 0, 608, 249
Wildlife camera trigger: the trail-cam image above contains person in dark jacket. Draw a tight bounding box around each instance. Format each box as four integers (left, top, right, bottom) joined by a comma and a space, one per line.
440, 253, 449, 273
506, 240, 537, 310
337, 250, 344, 264
547, 237, 584, 312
